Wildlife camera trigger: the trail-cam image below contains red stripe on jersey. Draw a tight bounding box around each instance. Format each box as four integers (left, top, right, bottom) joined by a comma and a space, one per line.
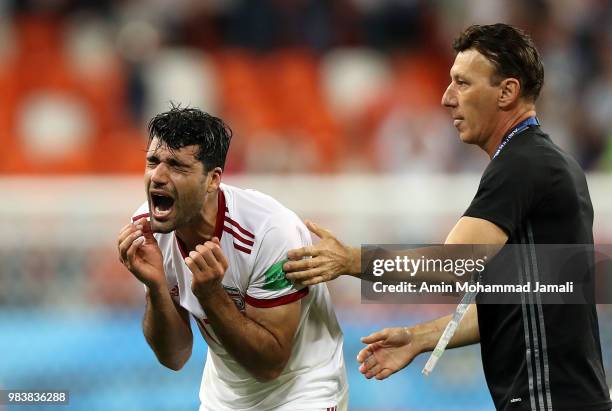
176, 235, 188, 259
233, 242, 252, 254
244, 287, 309, 308
213, 189, 226, 240
224, 216, 255, 239
132, 213, 149, 222
223, 226, 255, 247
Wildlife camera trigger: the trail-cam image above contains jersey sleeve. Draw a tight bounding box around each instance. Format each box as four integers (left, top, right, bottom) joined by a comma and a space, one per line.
245, 217, 310, 308
463, 151, 546, 236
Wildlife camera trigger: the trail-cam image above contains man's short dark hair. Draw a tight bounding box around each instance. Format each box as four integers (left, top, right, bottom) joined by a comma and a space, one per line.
147, 104, 232, 172
453, 23, 544, 102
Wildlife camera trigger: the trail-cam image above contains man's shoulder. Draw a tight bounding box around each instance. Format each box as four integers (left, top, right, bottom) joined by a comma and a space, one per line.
222, 183, 304, 235
493, 127, 581, 175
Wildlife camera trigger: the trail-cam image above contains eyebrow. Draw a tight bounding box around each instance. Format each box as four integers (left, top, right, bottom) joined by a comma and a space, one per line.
146, 154, 190, 168
168, 158, 189, 168
451, 72, 469, 82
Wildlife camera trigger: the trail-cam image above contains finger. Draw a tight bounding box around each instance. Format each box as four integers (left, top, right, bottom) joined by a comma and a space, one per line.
358, 355, 376, 374
209, 244, 228, 270
374, 368, 394, 380
304, 220, 334, 240
118, 223, 133, 237
198, 245, 224, 272
285, 266, 325, 282
211, 237, 221, 246
184, 256, 196, 273
358, 349, 380, 374
357, 346, 373, 363
357, 344, 381, 364
283, 258, 311, 273
286, 245, 320, 260
134, 217, 148, 229
117, 224, 139, 245
188, 250, 208, 273
364, 363, 383, 379
284, 258, 323, 277
118, 229, 143, 262
126, 235, 145, 263
361, 329, 389, 344
141, 219, 155, 239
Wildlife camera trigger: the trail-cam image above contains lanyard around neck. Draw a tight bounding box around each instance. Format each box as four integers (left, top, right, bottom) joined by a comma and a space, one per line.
492, 116, 539, 159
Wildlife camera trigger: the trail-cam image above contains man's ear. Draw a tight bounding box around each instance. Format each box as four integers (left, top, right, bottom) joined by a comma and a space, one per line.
498, 77, 521, 108
206, 167, 223, 193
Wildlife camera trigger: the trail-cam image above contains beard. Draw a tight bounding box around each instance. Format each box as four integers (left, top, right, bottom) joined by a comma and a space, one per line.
149, 194, 206, 234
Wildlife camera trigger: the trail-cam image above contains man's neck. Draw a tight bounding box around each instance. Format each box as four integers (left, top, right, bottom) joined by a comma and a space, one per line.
176, 191, 219, 252
484, 107, 537, 158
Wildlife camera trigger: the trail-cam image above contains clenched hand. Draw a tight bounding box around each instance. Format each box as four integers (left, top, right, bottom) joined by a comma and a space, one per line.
117, 217, 165, 289
184, 238, 228, 299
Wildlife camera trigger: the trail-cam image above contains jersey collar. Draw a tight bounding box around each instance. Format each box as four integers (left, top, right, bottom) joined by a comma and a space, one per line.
214, 187, 226, 240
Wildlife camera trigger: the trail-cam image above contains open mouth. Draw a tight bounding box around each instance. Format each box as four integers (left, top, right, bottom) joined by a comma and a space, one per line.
150, 192, 175, 220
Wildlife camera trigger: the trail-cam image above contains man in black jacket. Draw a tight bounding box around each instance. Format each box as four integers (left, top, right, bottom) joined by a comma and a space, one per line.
284, 23, 612, 411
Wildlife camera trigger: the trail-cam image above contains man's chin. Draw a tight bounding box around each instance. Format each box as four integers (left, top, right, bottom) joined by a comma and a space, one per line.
150, 218, 175, 234
458, 132, 476, 144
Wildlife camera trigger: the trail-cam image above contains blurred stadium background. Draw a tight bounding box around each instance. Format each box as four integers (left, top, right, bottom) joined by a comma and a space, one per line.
0, 0, 611, 410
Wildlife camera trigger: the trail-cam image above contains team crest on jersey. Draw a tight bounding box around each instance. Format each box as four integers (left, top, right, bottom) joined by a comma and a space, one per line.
223, 286, 245, 312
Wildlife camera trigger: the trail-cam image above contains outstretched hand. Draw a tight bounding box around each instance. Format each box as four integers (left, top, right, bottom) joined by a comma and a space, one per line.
357, 327, 422, 380
283, 221, 359, 286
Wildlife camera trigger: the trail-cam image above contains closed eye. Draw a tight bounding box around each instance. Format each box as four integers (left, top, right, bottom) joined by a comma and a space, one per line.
146, 156, 159, 167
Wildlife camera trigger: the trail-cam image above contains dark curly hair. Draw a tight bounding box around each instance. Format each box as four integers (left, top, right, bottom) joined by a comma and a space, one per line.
147, 104, 232, 172
453, 24, 544, 102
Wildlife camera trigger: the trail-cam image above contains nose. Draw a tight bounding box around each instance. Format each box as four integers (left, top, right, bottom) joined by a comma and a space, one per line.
150, 163, 169, 186
441, 83, 457, 108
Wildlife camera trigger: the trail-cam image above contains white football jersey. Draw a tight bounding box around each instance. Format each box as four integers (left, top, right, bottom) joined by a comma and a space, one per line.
132, 183, 347, 411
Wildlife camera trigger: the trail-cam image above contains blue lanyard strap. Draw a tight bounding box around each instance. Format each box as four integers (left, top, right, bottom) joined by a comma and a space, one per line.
492, 116, 539, 159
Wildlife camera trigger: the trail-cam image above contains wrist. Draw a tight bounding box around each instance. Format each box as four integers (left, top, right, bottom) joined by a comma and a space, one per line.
193, 282, 225, 306
145, 280, 169, 298
348, 246, 361, 276
407, 324, 432, 354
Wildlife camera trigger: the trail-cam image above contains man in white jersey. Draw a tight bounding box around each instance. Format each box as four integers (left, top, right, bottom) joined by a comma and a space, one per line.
117, 106, 347, 411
